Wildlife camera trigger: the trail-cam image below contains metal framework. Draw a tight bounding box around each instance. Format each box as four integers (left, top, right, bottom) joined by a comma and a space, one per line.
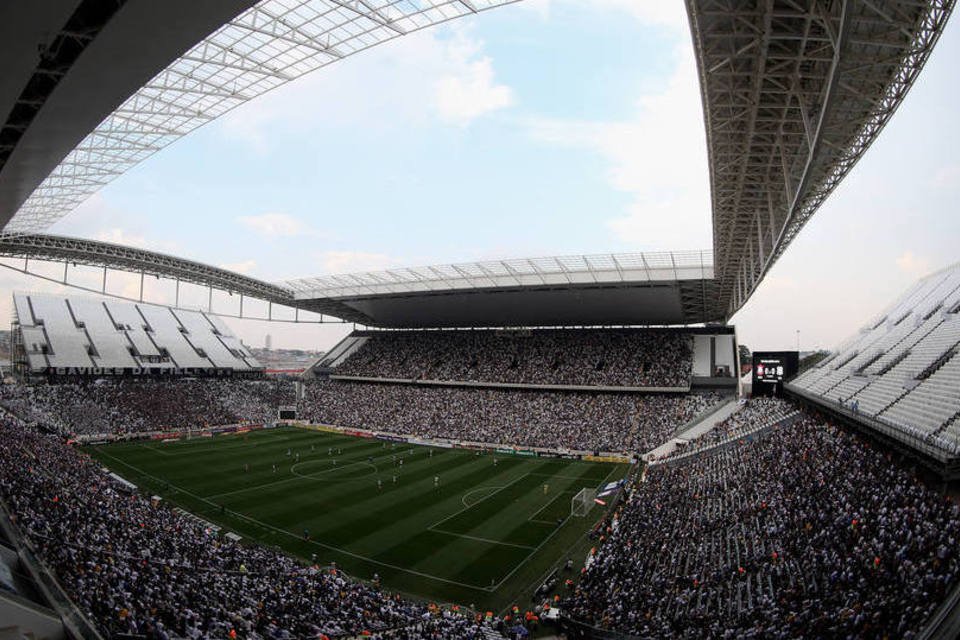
687, 0, 955, 316
2, 0, 519, 234
0, 233, 353, 323
0, 0, 954, 322
282, 250, 715, 298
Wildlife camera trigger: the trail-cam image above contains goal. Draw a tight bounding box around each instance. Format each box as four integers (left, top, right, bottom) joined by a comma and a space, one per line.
571, 487, 597, 517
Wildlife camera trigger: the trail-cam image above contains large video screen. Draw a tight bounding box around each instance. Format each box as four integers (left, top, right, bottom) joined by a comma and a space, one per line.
752, 351, 799, 396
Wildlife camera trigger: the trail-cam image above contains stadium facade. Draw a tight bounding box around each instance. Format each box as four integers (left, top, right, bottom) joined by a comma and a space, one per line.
0, 0, 953, 325
1, 2, 960, 639
10, 292, 262, 378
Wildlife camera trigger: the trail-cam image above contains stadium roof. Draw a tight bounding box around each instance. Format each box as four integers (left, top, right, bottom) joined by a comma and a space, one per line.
689, 0, 953, 315
281, 250, 720, 327
0, 234, 719, 327
0, 0, 954, 324
0, 0, 517, 233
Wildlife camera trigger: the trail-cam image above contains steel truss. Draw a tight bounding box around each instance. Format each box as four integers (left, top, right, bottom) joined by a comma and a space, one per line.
0, 233, 346, 323
3, 0, 520, 234
1, 0, 954, 324
688, 0, 955, 316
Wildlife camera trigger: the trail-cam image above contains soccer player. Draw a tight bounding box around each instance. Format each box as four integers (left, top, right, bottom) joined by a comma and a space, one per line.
272, 463, 277, 473
392, 475, 397, 484
434, 476, 440, 488
493, 457, 498, 466
377, 479, 382, 491
543, 484, 549, 495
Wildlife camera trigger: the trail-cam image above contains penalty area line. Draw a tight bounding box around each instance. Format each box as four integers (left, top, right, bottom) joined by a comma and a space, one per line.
94, 451, 490, 591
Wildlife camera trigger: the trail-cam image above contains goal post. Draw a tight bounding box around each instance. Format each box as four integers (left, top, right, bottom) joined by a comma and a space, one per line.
571, 487, 597, 517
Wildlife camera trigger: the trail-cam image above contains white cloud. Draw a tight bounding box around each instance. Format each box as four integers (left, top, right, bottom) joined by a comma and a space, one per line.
219, 260, 257, 275
895, 251, 933, 277
237, 212, 308, 238
526, 39, 710, 250
584, 0, 688, 31
318, 250, 399, 274
218, 24, 513, 146
433, 34, 514, 126
932, 164, 960, 188
520, 1, 687, 30
94, 228, 152, 250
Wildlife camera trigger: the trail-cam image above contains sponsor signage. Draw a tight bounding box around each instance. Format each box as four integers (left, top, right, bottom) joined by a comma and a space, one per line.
583, 454, 631, 464
45, 366, 239, 377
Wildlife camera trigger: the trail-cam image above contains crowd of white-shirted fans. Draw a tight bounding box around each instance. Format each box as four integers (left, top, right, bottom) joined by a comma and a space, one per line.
0, 380, 296, 436
0, 378, 723, 454
654, 396, 798, 461
1, 327, 958, 640
0, 415, 507, 640
299, 380, 721, 453
337, 329, 695, 388
565, 413, 960, 639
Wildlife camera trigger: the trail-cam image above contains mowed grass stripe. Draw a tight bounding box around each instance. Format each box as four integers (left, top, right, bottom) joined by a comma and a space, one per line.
222, 446, 465, 517
369, 460, 558, 580
99, 429, 350, 491
443, 462, 613, 584
342, 458, 530, 555
304, 456, 528, 544
210, 441, 422, 502
84, 431, 631, 609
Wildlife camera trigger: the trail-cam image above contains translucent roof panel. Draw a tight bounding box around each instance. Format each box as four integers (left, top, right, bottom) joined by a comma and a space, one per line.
4, 0, 520, 234
280, 250, 714, 298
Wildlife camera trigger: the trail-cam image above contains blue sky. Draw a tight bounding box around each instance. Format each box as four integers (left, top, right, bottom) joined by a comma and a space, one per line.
3, 0, 958, 353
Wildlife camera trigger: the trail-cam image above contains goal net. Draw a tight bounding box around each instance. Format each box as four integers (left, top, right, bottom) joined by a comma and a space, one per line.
571, 487, 597, 517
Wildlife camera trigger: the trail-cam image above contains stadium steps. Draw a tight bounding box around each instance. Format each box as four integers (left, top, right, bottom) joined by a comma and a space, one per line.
885, 352, 960, 439
852, 316, 958, 416
829, 375, 871, 402
877, 319, 960, 433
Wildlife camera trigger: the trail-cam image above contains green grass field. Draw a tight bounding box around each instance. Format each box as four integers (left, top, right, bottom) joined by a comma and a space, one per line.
85, 426, 630, 611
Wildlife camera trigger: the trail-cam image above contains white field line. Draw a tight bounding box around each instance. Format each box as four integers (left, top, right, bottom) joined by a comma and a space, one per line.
95, 450, 490, 591
427, 472, 531, 531
206, 445, 418, 500
489, 464, 620, 592
526, 489, 576, 524
428, 530, 536, 550
461, 486, 505, 508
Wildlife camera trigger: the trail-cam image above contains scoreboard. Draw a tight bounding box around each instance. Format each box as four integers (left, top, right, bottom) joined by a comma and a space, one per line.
751, 351, 799, 396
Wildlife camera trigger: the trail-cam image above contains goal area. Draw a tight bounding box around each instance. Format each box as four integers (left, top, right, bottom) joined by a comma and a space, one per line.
571, 487, 598, 517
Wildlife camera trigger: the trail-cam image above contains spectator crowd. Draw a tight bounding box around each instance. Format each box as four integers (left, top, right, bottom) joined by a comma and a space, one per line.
0, 416, 505, 639
0, 376, 724, 453
0, 379, 296, 437
566, 413, 960, 638
300, 380, 722, 453
656, 396, 797, 461
337, 329, 694, 388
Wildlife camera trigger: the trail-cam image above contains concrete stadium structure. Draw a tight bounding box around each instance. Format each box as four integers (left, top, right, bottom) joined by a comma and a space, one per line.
11, 291, 262, 376
789, 261, 960, 460
0, 0, 954, 326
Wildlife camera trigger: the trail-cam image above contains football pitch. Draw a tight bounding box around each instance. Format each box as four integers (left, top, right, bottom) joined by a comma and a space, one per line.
85, 426, 631, 610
